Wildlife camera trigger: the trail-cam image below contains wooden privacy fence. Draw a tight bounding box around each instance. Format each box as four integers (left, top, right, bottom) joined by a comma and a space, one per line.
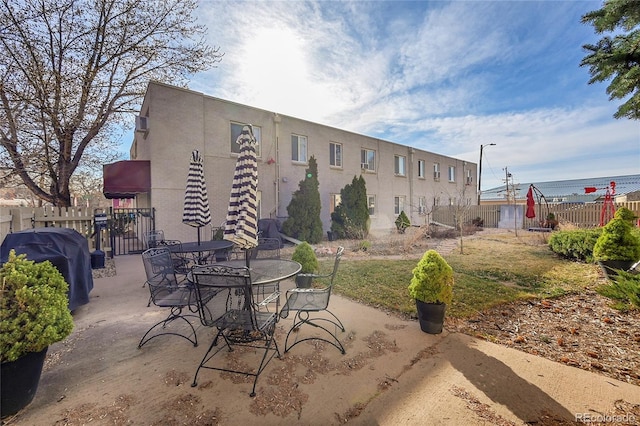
430, 201, 640, 230
0, 206, 101, 252
0, 206, 152, 256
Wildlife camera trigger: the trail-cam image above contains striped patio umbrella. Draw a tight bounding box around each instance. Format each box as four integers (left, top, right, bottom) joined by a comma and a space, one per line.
182, 150, 212, 244
224, 125, 259, 261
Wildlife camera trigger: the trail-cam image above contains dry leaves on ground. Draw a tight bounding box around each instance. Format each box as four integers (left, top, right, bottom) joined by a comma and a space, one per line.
448, 290, 640, 387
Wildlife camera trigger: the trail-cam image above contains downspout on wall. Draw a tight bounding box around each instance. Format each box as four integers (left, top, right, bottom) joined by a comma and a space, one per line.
273, 113, 281, 218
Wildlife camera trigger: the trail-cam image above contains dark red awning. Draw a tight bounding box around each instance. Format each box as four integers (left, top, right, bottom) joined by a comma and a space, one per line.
103, 160, 151, 199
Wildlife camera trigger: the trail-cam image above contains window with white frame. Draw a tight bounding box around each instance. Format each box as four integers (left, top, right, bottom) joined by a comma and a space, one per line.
418, 160, 425, 178
291, 134, 308, 162
448, 165, 456, 182
394, 196, 405, 215
433, 196, 441, 206
394, 155, 406, 176
418, 196, 426, 214
466, 169, 473, 185
368, 195, 376, 216
329, 142, 342, 167
230, 122, 261, 156
361, 149, 376, 171
433, 162, 440, 180
329, 193, 341, 214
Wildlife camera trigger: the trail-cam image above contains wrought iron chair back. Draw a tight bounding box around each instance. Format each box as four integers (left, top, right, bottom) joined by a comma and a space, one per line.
190, 264, 281, 397
144, 230, 165, 249
251, 237, 282, 259
280, 246, 346, 354
138, 247, 199, 348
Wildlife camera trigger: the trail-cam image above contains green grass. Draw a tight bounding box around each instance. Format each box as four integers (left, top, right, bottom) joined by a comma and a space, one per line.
324, 235, 601, 319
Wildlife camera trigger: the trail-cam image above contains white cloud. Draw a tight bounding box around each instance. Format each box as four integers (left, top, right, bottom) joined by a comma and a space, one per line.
188, 0, 638, 191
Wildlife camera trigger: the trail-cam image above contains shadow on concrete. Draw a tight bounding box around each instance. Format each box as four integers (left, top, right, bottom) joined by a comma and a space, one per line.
446, 336, 574, 423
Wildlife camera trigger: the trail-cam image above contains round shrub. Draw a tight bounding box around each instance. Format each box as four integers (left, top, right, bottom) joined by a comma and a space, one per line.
1, 250, 74, 363
291, 241, 319, 274
408, 249, 454, 305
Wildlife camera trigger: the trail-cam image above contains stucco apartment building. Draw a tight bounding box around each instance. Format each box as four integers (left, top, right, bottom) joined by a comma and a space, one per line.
124, 81, 476, 241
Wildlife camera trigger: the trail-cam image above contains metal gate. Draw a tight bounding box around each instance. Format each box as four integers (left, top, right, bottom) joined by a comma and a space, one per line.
107, 208, 155, 256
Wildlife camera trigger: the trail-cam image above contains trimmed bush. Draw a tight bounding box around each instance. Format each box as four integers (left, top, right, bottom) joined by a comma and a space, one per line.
291, 242, 318, 274
0, 250, 74, 363
395, 211, 410, 233
593, 207, 640, 262
408, 249, 454, 305
548, 229, 602, 262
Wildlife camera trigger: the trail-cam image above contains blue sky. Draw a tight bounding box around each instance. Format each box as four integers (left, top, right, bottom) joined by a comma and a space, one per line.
157, 0, 639, 190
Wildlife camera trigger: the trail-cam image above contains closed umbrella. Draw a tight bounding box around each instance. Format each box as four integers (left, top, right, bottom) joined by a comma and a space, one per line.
224, 125, 259, 264
525, 185, 536, 219
182, 150, 212, 244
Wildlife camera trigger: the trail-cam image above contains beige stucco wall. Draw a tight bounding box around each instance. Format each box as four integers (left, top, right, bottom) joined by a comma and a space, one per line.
131, 81, 477, 242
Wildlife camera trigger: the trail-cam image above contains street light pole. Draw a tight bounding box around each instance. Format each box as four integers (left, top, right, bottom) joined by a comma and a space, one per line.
477, 143, 496, 205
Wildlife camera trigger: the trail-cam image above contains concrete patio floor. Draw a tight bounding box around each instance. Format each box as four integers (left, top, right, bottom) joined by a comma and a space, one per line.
4, 254, 640, 425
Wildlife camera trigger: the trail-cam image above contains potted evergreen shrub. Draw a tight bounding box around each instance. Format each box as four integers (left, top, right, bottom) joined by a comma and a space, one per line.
408, 249, 454, 334
395, 210, 410, 233
1, 250, 74, 417
543, 213, 558, 230
291, 241, 319, 288
593, 207, 640, 279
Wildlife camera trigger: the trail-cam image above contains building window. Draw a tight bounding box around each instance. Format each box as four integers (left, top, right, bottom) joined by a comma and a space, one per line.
418, 196, 426, 214
291, 134, 308, 163
230, 122, 261, 156
329, 142, 342, 168
394, 155, 406, 176
330, 193, 341, 214
368, 195, 376, 216
433, 162, 440, 180
433, 196, 440, 206
466, 169, 473, 185
361, 149, 376, 171
417, 160, 425, 178
394, 196, 405, 215
448, 166, 456, 182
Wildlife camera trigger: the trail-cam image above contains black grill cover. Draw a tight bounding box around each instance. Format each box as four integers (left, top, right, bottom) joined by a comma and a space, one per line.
0, 228, 94, 311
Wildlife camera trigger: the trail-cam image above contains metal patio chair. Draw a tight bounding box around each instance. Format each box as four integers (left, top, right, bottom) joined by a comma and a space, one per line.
190, 264, 281, 397
280, 246, 346, 354
250, 237, 283, 312
138, 247, 199, 348
158, 239, 193, 276
252, 237, 282, 259
144, 230, 165, 249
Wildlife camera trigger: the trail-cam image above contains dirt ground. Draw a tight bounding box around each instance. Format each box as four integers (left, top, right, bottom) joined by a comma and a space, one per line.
3, 227, 640, 425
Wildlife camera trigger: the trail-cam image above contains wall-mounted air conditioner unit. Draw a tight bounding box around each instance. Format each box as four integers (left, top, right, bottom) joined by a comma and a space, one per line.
135, 116, 149, 133
361, 163, 370, 170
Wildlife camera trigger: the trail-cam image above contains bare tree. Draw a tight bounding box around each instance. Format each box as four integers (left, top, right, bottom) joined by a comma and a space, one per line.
445, 182, 474, 255
0, 0, 223, 206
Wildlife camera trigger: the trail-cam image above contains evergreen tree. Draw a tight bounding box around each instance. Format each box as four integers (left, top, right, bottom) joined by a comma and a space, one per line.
282, 156, 323, 243
330, 175, 370, 239
581, 0, 640, 120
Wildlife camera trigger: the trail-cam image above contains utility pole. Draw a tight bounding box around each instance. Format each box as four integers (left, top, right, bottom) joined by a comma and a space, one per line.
504, 167, 518, 237
478, 143, 496, 205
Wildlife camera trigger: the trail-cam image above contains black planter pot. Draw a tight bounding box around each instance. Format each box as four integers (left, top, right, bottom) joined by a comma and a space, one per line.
295, 275, 313, 288
415, 300, 446, 334
1, 347, 48, 418
598, 260, 635, 280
